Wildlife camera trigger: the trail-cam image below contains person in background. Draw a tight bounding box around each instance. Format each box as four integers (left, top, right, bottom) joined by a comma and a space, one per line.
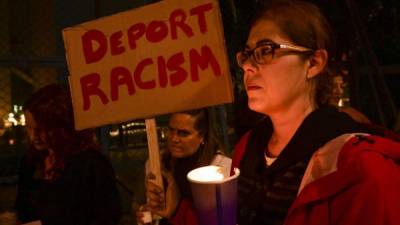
136, 108, 224, 225
15, 84, 121, 225
329, 69, 346, 107
329, 65, 371, 124
231, 1, 400, 225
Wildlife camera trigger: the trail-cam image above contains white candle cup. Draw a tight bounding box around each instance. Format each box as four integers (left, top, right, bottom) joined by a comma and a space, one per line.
187, 166, 240, 225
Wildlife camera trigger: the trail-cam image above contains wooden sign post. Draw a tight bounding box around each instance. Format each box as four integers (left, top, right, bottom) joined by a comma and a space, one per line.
145, 118, 163, 188
145, 118, 163, 224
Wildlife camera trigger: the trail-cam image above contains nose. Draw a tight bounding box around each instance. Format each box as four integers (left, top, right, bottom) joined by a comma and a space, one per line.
241, 57, 258, 75
241, 60, 258, 84
169, 132, 180, 143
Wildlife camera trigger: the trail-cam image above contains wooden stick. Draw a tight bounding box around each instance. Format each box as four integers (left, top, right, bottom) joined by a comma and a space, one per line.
145, 118, 163, 224
145, 118, 163, 189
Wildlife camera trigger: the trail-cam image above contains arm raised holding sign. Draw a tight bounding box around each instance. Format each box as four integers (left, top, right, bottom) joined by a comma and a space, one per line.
137, 108, 224, 225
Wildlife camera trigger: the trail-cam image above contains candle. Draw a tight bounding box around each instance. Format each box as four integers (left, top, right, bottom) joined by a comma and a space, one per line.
187, 165, 225, 182
187, 166, 240, 225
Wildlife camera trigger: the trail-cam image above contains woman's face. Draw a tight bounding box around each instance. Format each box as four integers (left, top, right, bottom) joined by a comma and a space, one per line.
167, 113, 204, 159
331, 75, 345, 105
24, 110, 48, 151
241, 19, 312, 115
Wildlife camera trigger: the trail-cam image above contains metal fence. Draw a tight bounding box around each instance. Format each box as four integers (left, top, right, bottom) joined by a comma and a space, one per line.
0, 0, 399, 129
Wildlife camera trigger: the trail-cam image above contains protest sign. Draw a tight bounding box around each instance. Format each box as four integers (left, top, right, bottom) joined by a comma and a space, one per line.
63, 0, 233, 130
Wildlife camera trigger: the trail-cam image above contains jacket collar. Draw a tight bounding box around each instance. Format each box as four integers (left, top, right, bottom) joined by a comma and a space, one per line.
266, 106, 363, 174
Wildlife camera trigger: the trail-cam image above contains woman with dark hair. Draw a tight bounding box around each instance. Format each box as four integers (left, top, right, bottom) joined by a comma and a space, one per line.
15, 84, 121, 225
329, 66, 371, 124
232, 1, 400, 225
137, 108, 224, 225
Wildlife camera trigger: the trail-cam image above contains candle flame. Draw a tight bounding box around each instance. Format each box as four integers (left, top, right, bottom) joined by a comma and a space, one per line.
187, 165, 224, 182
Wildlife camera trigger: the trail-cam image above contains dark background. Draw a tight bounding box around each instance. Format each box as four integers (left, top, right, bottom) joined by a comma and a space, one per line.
0, 0, 399, 224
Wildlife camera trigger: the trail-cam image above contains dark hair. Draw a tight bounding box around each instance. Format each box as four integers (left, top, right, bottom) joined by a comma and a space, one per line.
23, 84, 99, 179
178, 107, 224, 166
252, 0, 334, 106
165, 107, 224, 201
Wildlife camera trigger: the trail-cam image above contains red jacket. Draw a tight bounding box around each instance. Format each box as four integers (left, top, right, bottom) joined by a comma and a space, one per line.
168, 199, 198, 225
284, 134, 400, 225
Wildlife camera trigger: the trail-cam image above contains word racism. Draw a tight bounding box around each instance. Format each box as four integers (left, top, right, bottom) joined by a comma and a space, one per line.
80, 3, 222, 111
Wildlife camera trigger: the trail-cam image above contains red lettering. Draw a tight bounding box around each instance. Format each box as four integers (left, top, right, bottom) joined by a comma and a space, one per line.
189, 45, 221, 81
169, 9, 194, 40
157, 56, 168, 88
190, 3, 213, 34
110, 31, 125, 56
127, 23, 146, 50
146, 21, 168, 43
134, 58, 156, 89
167, 52, 187, 86
80, 73, 109, 111
110, 67, 136, 101
81, 29, 107, 64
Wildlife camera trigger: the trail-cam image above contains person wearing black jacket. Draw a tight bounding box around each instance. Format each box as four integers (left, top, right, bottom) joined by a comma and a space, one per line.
15, 84, 121, 225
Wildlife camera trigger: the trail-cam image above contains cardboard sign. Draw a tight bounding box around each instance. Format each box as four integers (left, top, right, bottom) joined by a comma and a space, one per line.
63, 0, 233, 130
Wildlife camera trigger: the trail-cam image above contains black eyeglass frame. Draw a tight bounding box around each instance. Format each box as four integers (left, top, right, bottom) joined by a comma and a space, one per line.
236, 42, 314, 67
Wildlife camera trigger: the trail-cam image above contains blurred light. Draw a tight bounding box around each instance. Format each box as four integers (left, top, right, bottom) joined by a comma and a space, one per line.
4, 121, 12, 128
7, 113, 18, 126
187, 165, 225, 182
109, 130, 119, 137
338, 99, 344, 107
19, 114, 25, 126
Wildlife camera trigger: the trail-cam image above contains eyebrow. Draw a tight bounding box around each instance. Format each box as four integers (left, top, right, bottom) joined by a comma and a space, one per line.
245, 39, 274, 49
168, 125, 190, 133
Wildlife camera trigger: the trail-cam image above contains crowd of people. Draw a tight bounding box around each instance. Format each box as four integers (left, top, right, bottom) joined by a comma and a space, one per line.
3, 1, 399, 225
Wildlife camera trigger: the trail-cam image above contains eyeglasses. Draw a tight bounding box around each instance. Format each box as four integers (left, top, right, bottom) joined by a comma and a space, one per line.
236, 42, 313, 67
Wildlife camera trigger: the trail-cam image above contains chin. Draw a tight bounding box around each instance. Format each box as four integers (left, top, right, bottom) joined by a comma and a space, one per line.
171, 152, 186, 159
248, 102, 265, 114
34, 144, 47, 151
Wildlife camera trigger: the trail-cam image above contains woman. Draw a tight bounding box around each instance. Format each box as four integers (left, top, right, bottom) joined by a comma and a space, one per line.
15, 84, 121, 225
329, 68, 371, 123
232, 1, 400, 225
137, 108, 224, 225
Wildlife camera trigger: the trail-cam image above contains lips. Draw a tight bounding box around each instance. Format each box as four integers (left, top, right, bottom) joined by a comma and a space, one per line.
247, 85, 261, 91
33, 140, 47, 150
33, 140, 43, 145
246, 82, 262, 91
169, 146, 182, 153
245, 79, 262, 90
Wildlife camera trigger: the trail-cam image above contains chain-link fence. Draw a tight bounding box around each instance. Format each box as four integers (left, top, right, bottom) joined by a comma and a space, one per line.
1, 0, 399, 223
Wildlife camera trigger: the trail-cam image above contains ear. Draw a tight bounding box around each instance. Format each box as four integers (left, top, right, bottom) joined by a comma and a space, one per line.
306, 49, 328, 79
200, 137, 205, 145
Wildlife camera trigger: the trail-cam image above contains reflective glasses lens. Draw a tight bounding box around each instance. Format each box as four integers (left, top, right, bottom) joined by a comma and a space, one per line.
254, 45, 274, 64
